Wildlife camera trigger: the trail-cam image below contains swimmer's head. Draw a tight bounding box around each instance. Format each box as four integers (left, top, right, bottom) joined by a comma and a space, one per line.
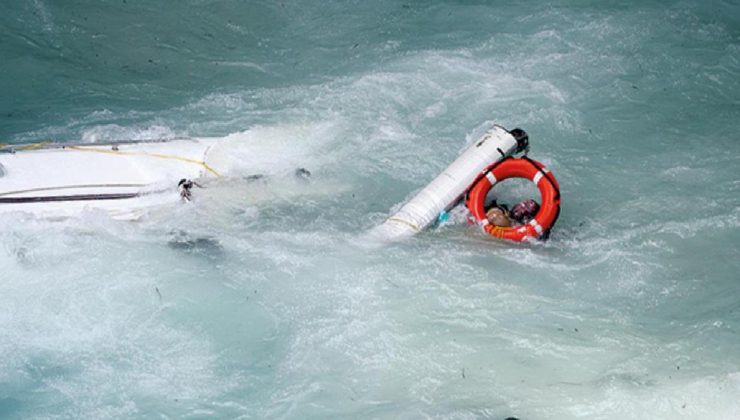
486, 207, 511, 227
511, 199, 539, 223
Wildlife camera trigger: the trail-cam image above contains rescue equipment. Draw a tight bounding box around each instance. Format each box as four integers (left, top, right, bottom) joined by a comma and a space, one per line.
368, 125, 529, 242
466, 157, 560, 242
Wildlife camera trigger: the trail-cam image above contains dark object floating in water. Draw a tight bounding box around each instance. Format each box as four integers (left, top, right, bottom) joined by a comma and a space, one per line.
243, 167, 310, 184
244, 174, 266, 183
295, 167, 311, 180
167, 230, 224, 256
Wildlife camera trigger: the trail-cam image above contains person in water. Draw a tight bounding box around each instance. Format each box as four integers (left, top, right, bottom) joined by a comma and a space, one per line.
486, 199, 539, 227
178, 178, 203, 202
486, 205, 511, 227
510, 199, 539, 224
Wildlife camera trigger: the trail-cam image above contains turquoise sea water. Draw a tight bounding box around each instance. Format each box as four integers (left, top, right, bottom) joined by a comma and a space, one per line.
2, 1, 740, 418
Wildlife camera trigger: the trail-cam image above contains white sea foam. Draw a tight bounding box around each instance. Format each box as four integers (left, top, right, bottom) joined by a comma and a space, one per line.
2, 1, 740, 419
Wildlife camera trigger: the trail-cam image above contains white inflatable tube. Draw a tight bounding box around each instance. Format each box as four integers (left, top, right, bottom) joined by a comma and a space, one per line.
368, 125, 525, 242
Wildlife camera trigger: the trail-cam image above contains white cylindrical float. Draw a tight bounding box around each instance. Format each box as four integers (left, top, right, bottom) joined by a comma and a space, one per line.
368, 124, 528, 242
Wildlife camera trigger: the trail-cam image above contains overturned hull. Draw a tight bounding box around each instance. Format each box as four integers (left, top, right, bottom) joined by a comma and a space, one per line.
0, 138, 221, 219
368, 125, 527, 242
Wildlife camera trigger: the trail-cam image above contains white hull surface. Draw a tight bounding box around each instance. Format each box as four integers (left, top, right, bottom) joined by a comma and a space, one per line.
368, 125, 524, 242
0, 138, 221, 219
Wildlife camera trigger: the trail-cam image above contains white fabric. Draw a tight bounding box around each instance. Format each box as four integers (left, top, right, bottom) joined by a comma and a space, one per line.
485, 172, 497, 184
529, 219, 543, 234
532, 168, 549, 185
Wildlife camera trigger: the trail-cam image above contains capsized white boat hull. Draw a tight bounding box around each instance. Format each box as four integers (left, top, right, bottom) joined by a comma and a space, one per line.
0, 133, 346, 221
0, 138, 222, 220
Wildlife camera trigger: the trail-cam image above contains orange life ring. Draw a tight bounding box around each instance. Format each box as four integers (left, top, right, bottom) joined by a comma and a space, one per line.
465, 157, 561, 242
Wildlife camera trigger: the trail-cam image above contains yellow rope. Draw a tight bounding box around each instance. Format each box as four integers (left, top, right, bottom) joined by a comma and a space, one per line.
66, 145, 221, 177
0, 183, 146, 197
16, 141, 50, 151
1, 141, 51, 151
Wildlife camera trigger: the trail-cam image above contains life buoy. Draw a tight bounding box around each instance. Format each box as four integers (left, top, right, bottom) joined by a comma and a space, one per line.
465, 157, 561, 242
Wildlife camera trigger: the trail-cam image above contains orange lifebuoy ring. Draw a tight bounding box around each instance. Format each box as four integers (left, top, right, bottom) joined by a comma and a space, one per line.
465, 157, 561, 242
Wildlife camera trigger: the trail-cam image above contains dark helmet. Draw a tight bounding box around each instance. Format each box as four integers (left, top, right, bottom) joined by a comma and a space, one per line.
509, 128, 529, 153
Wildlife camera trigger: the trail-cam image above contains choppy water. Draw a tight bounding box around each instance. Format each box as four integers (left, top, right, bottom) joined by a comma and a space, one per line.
2, 1, 740, 419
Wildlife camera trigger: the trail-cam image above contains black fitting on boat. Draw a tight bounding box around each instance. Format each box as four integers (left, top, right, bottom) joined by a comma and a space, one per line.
509, 128, 529, 154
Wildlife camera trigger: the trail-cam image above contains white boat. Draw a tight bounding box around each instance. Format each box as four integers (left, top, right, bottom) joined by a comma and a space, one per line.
0, 138, 224, 220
